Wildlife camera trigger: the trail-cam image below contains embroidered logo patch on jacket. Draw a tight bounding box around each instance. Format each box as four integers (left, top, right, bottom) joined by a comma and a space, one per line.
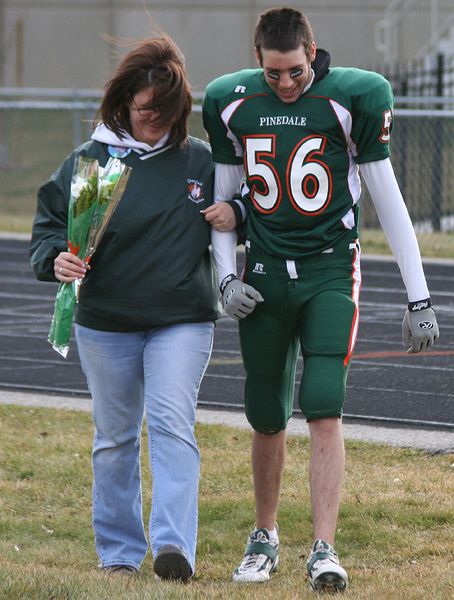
186, 179, 205, 203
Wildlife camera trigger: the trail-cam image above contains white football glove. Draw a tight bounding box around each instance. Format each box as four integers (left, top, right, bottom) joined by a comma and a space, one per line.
220, 275, 264, 320
402, 299, 439, 353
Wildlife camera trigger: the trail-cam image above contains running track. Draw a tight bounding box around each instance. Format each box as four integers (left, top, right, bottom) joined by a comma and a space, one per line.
1, 236, 453, 429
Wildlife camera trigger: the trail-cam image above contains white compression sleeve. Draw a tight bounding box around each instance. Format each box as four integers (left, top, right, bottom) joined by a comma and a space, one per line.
360, 158, 429, 302
211, 163, 245, 282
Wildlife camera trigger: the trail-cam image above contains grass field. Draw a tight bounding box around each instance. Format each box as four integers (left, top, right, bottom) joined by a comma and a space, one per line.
360, 229, 454, 259
1, 404, 453, 600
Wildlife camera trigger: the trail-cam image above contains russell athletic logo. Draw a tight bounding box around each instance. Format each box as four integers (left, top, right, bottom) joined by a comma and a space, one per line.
252, 262, 266, 274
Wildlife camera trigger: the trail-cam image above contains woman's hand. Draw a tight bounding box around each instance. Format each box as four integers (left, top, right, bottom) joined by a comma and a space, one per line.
201, 202, 236, 231
54, 252, 88, 282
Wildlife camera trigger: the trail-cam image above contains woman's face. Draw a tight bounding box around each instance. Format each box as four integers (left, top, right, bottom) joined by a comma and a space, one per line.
129, 87, 170, 146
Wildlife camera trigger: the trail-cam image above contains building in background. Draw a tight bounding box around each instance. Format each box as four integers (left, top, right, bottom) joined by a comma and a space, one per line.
0, 1, 454, 238
0, 0, 454, 92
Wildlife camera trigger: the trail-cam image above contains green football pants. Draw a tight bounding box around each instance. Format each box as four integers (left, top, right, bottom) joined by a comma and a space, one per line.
239, 237, 361, 433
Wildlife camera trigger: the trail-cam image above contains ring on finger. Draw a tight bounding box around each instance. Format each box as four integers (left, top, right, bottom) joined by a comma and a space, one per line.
59, 267, 64, 274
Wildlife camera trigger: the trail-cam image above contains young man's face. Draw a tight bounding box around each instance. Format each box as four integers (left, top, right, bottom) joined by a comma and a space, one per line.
257, 42, 316, 103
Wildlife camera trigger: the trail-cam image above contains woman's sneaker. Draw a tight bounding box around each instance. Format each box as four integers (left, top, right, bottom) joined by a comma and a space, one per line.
232, 527, 279, 583
307, 539, 348, 592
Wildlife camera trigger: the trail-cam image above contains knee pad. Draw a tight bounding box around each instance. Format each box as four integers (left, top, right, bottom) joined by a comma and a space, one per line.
244, 377, 291, 434
298, 355, 349, 420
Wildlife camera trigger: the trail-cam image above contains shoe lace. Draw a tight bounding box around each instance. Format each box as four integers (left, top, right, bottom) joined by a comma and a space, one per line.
308, 540, 340, 574
240, 552, 264, 570
239, 530, 276, 571
250, 530, 270, 544
311, 556, 338, 573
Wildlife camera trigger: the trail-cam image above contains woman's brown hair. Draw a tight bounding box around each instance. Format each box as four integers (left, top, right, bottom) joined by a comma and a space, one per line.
99, 36, 192, 147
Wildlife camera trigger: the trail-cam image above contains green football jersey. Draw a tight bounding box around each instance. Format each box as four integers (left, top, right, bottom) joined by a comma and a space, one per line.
203, 66, 394, 258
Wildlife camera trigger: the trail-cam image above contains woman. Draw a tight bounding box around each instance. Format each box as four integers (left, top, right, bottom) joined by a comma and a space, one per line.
30, 35, 220, 581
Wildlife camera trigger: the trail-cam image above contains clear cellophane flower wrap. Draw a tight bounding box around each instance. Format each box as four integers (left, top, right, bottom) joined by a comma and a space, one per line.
48, 156, 131, 357
83, 157, 132, 271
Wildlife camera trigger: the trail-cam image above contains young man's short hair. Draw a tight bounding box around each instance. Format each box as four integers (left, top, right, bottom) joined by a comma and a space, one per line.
254, 7, 314, 60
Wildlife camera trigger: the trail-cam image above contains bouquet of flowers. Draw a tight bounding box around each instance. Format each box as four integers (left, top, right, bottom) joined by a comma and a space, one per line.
48, 156, 131, 358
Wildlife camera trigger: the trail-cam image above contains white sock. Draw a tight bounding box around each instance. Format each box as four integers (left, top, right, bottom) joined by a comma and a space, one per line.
266, 527, 278, 541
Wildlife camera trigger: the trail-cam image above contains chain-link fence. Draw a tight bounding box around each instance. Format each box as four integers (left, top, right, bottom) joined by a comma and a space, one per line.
362, 97, 454, 234
1, 88, 454, 243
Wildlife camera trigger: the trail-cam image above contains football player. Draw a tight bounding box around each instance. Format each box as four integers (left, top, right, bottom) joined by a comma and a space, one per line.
203, 6, 439, 594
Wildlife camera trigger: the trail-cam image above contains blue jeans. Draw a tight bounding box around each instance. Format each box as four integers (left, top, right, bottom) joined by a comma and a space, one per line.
75, 321, 214, 573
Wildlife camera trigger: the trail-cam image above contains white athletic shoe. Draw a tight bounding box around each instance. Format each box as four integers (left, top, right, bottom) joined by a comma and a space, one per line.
232, 527, 279, 583
307, 539, 348, 593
